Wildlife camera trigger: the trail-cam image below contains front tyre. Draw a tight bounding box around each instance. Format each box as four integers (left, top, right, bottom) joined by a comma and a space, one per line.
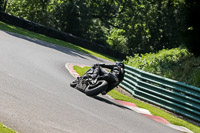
85, 80, 108, 96
70, 82, 77, 88
70, 79, 79, 88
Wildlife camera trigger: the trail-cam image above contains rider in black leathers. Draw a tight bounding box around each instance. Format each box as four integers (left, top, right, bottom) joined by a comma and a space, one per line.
92, 62, 125, 94
71, 62, 124, 95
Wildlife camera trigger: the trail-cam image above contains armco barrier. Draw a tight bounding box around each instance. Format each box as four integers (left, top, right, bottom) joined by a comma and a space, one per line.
120, 65, 200, 122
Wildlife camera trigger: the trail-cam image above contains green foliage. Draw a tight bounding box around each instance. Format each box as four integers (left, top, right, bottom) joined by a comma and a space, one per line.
124, 48, 200, 87
0, 0, 3, 11
120, 0, 185, 54
6, 0, 52, 25
106, 28, 128, 54
0, 0, 7, 12
183, 0, 200, 56
5, 0, 199, 56
193, 68, 200, 87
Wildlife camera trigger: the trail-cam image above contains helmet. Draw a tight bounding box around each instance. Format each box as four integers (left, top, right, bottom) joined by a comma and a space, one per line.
116, 62, 124, 68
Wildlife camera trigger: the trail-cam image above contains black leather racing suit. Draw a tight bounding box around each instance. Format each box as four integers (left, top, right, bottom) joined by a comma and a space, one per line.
92, 64, 123, 93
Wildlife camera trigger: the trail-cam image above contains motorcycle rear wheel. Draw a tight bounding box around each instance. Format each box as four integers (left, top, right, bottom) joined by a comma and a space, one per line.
85, 80, 108, 96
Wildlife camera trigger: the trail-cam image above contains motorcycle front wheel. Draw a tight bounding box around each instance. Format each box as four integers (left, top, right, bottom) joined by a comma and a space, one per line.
70, 78, 79, 88
70, 82, 77, 88
85, 80, 108, 96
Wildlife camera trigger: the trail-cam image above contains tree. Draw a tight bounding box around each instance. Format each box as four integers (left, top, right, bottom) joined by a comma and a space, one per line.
5, 0, 191, 56
183, 0, 200, 56
0, 0, 8, 12
6, 0, 51, 25
114, 0, 185, 55
51, 0, 127, 44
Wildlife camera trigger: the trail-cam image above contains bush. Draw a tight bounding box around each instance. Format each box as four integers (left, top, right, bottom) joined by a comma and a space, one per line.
124, 48, 200, 87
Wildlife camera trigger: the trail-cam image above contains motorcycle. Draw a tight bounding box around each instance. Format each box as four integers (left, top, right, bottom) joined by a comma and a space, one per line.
70, 64, 124, 96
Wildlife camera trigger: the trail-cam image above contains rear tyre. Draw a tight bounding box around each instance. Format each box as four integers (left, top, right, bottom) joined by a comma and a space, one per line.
85, 80, 108, 96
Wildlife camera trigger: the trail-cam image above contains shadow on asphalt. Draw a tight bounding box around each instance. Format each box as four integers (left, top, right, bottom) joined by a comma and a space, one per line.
92, 96, 132, 111
4, 31, 106, 62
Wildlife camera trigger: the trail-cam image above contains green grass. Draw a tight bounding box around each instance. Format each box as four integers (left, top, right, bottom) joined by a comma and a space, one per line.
0, 21, 116, 62
74, 65, 200, 133
0, 123, 15, 133
73, 66, 91, 76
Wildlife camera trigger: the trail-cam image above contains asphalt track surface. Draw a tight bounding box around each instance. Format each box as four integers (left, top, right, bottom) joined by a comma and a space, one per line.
0, 30, 180, 133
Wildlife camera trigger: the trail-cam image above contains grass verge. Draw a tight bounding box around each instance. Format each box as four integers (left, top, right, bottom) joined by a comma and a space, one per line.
0, 21, 116, 62
74, 65, 200, 133
73, 66, 91, 76
0, 123, 15, 133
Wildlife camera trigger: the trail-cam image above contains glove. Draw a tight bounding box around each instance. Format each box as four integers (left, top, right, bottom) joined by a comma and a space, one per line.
93, 64, 99, 68
99, 64, 105, 67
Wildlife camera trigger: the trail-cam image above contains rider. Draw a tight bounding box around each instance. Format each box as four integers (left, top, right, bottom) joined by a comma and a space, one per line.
92, 62, 125, 94
70, 62, 124, 95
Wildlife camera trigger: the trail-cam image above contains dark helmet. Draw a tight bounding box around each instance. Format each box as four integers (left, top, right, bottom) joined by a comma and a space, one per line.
116, 62, 124, 68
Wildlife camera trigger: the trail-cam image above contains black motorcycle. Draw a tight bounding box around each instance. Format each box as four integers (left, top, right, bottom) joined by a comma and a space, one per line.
70, 64, 124, 96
